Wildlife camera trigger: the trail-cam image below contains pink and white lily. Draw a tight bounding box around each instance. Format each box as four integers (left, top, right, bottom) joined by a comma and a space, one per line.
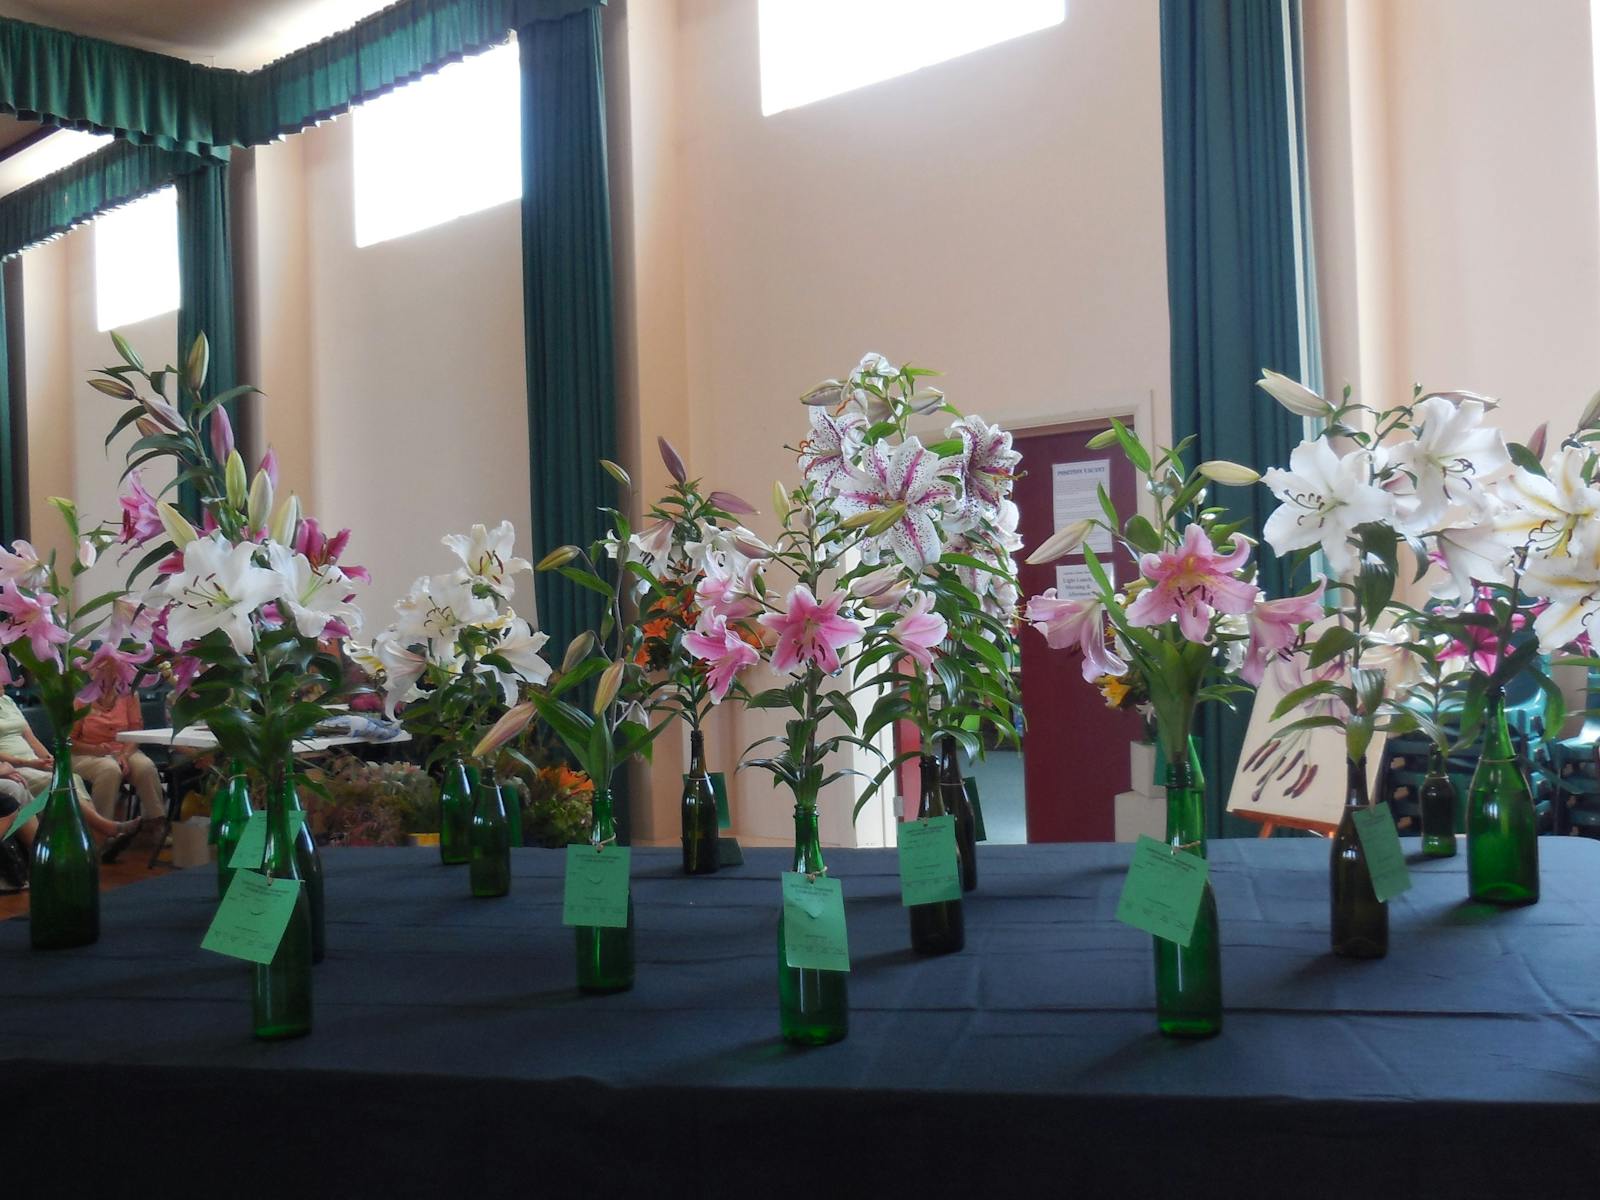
1241, 581, 1325, 685
758, 584, 865, 675
833, 436, 960, 571
117, 471, 163, 548
0, 586, 70, 665
890, 591, 948, 673
76, 641, 154, 705
797, 407, 867, 494
1125, 524, 1258, 641
1024, 591, 1127, 682
684, 612, 760, 701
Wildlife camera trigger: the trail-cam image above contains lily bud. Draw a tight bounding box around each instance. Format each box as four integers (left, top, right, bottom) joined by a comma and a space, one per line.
1580, 389, 1600, 432
839, 509, 884, 530
1525, 423, 1549, 461
658, 437, 688, 484
865, 503, 907, 538
77, 538, 97, 569
247, 469, 275, 532
850, 564, 905, 600
209, 407, 235, 463
593, 659, 624, 715
269, 493, 301, 544
708, 490, 757, 515
472, 701, 536, 760
259, 447, 280, 489
600, 459, 631, 489
800, 380, 845, 407
1257, 370, 1332, 419
772, 481, 790, 518
1197, 460, 1261, 486
561, 630, 595, 672
1086, 428, 1120, 450
224, 450, 248, 511
732, 536, 771, 560
1026, 518, 1094, 565
537, 545, 581, 571
89, 377, 137, 401
184, 332, 210, 394
140, 392, 184, 431
134, 417, 163, 439
158, 502, 198, 549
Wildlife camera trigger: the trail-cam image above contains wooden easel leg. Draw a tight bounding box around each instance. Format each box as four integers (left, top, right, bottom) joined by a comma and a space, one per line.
1258, 821, 1277, 839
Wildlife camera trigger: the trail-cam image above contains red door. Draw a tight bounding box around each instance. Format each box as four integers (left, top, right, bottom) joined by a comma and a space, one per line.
1015, 424, 1144, 842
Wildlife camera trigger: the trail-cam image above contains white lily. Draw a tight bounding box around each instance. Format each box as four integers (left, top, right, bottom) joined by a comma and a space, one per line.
0, 539, 49, 589
392, 572, 498, 651
1261, 438, 1393, 577
373, 630, 429, 718
1522, 520, 1600, 653
160, 535, 285, 655
1256, 369, 1332, 419
267, 541, 363, 640
1387, 396, 1511, 531
832, 436, 961, 571
486, 616, 553, 703
442, 520, 532, 599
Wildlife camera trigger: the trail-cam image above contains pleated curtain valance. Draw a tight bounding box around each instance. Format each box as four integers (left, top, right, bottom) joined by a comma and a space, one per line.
0, 0, 603, 156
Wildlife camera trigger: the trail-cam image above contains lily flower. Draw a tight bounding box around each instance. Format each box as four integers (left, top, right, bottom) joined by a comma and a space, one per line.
442, 520, 532, 599
890, 591, 948, 673
1521, 522, 1600, 653
833, 437, 960, 571
392, 573, 498, 650
758, 584, 865, 674
0, 540, 49, 589
1262, 438, 1393, 576
1125, 524, 1258, 641
684, 612, 760, 701
159, 535, 286, 654
1438, 589, 1526, 672
1388, 396, 1510, 530
0, 586, 69, 664
488, 616, 554, 703
1241, 581, 1325, 685
373, 632, 429, 718
797, 406, 867, 495
117, 471, 163, 549
1024, 591, 1127, 682
948, 414, 1021, 515
76, 641, 154, 706
695, 554, 762, 621
266, 541, 364, 641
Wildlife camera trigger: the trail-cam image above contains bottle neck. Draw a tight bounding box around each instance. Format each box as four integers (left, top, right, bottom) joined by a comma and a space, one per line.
1163, 761, 1205, 856
265, 775, 298, 873
1481, 690, 1517, 761
917, 754, 945, 819
791, 804, 825, 874
1345, 755, 1370, 808
591, 788, 616, 845
688, 729, 707, 776
1427, 743, 1445, 774
936, 734, 962, 785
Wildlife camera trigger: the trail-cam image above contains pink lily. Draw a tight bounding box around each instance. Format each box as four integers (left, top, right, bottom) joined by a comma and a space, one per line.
949, 414, 1021, 514
208, 407, 235, 464
1125, 524, 1258, 641
695, 556, 761, 621
104, 597, 155, 645
1024, 591, 1127, 682
683, 613, 760, 702
76, 642, 154, 705
0, 587, 70, 665
891, 591, 947, 673
169, 654, 203, 697
1440, 589, 1526, 674
117, 471, 163, 548
758, 584, 865, 674
258, 447, 280, 490
797, 407, 867, 494
0, 539, 48, 589
1241, 581, 1326, 685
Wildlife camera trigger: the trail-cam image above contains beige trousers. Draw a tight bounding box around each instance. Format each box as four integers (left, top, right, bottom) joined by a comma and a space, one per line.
72, 752, 165, 820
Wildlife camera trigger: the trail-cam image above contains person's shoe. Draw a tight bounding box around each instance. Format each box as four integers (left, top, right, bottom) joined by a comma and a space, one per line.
100, 820, 142, 864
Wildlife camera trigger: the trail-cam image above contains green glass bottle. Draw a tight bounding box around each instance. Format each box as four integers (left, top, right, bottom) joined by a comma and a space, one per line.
503, 774, 525, 849
469, 768, 511, 898
1331, 755, 1387, 958
281, 768, 326, 963
1420, 744, 1458, 859
1467, 689, 1539, 905
213, 770, 253, 899
438, 757, 473, 866
252, 771, 313, 1040
909, 754, 964, 956
1153, 737, 1220, 1038
778, 801, 847, 1045
29, 739, 99, 950
681, 729, 720, 875
576, 787, 634, 993
938, 734, 978, 893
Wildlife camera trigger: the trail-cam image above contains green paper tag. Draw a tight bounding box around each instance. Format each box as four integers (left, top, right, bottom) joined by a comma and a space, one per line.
964, 777, 988, 843
781, 872, 850, 972
562, 843, 631, 929
897, 815, 961, 906
710, 771, 731, 830
201, 870, 303, 965
1115, 835, 1208, 947
226, 810, 308, 869
0, 790, 48, 840
1352, 802, 1412, 903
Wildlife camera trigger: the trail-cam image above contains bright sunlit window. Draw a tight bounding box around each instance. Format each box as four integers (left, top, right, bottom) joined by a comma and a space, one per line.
353, 38, 521, 248
758, 0, 1066, 116
95, 187, 179, 332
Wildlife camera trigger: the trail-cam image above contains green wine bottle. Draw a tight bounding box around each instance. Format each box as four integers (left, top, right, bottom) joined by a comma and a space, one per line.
909, 754, 964, 956
938, 735, 978, 893
282, 769, 326, 963
213, 770, 253, 899
1331, 755, 1387, 958
1153, 740, 1220, 1037
438, 757, 473, 866
29, 740, 99, 950
469, 768, 511, 898
252, 772, 313, 1040
576, 787, 634, 992
681, 729, 719, 875
1467, 690, 1539, 905
778, 801, 847, 1044
1420, 744, 1458, 859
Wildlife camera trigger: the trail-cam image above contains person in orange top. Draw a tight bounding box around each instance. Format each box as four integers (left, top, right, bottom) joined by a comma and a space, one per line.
71, 692, 166, 824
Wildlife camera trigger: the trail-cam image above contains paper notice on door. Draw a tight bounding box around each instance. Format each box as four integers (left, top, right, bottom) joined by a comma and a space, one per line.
1055, 560, 1112, 599
1052, 460, 1112, 555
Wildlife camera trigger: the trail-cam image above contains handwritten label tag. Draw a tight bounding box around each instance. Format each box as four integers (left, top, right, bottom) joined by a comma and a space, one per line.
897, 816, 961, 906
1352, 802, 1412, 903
0, 790, 48, 840
1115, 835, 1208, 947
781, 872, 850, 971
226, 810, 307, 869
201, 870, 303, 964
562, 844, 631, 928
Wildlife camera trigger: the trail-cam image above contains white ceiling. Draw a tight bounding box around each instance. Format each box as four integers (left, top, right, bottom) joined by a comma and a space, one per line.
0, 0, 397, 70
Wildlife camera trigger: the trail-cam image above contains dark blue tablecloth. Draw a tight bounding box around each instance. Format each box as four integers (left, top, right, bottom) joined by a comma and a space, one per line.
4, 837, 1599, 1198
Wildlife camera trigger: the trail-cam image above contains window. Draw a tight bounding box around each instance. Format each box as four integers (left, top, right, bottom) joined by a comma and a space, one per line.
95, 187, 180, 332
758, 0, 1067, 116
353, 39, 522, 248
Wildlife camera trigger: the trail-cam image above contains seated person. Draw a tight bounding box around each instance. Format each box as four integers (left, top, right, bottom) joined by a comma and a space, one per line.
0, 697, 143, 861
72, 691, 166, 823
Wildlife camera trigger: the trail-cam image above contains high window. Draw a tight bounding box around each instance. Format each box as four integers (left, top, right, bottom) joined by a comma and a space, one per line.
94, 187, 179, 332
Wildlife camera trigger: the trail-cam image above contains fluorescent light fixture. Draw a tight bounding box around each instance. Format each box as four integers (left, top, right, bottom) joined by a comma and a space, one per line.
353, 39, 522, 248
0, 129, 112, 200
95, 187, 180, 333
758, 0, 1066, 117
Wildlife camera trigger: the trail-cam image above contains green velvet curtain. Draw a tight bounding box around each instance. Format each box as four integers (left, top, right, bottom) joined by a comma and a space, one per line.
176, 162, 238, 516
1160, 0, 1318, 836
519, 7, 620, 833
0, 272, 14, 549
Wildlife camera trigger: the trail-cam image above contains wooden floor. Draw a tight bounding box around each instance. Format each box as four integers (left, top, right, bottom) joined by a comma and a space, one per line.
0, 842, 174, 920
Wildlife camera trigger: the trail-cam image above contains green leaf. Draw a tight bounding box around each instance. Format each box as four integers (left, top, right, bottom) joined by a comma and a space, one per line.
1109, 417, 1151, 473
1507, 441, 1546, 477
1122, 514, 1160, 554
1308, 625, 1359, 668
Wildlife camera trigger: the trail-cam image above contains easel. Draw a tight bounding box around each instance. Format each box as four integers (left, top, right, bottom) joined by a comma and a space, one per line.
1231, 810, 1337, 839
